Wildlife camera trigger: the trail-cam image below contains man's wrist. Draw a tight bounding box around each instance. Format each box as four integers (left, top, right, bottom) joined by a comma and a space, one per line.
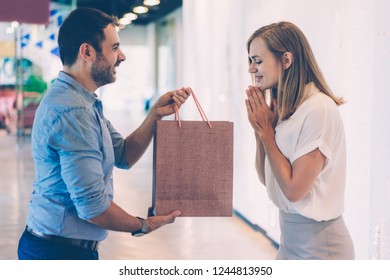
131, 217, 148, 237
136, 217, 143, 231
149, 105, 163, 120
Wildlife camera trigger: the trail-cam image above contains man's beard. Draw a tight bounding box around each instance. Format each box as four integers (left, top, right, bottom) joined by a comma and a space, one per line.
91, 54, 116, 88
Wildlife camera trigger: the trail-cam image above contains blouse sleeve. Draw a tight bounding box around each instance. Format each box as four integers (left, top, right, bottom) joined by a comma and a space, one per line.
291, 98, 334, 163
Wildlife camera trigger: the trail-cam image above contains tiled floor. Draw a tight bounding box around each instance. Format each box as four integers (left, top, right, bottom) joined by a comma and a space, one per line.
0, 126, 277, 260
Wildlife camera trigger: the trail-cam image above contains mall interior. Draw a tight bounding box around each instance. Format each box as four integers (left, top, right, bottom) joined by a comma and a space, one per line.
0, 0, 389, 260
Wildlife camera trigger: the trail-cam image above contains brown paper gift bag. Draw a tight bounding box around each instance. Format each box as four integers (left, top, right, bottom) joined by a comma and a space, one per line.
152, 93, 234, 217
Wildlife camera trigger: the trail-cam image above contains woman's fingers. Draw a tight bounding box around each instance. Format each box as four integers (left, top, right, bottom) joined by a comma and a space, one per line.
252, 86, 267, 108
246, 86, 269, 113
247, 86, 268, 110
245, 98, 253, 115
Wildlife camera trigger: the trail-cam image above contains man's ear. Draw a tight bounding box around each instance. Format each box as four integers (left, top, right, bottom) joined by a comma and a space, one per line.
282, 52, 293, 70
79, 43, 95, 62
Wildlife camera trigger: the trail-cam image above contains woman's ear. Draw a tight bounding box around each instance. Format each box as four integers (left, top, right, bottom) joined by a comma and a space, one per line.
282, 52, 293, 70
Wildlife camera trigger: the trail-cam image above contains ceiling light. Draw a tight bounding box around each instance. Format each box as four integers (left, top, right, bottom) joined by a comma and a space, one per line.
11, 21, 19, 28
118, 17, 132, 26
123, 12, 138, 21
6, 27, 14, 34
144, 0, 160, 6
133, 6, 149, 14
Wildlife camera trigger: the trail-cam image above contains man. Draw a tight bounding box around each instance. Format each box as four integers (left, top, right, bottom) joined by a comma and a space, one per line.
17, 7, 190, 260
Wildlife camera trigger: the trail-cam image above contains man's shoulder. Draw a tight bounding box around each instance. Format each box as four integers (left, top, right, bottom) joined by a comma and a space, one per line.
36, 87, 95, 129
42, 83, 92, 111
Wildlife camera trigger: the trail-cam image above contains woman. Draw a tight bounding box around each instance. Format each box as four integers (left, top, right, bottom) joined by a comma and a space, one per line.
245, 21, 354, 259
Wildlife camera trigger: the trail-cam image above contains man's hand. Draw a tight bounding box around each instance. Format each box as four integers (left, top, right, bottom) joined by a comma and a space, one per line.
144, 210, 181, 234
153, 87, 192, 118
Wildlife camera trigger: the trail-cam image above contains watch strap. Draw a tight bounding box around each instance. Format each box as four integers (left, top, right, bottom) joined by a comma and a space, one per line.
131, 217, 148, 237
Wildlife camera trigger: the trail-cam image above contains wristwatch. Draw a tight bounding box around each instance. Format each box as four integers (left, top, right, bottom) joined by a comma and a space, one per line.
131, 217, 148, 237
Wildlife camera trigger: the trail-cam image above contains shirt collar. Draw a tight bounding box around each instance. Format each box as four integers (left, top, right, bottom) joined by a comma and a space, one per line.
57, 71, 99, 104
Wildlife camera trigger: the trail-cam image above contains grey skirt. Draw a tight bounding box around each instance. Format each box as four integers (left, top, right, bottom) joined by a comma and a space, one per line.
276, 211, 355, 260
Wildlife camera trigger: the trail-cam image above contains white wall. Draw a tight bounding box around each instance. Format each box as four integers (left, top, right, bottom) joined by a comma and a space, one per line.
181, 0, 390, 259
369, 0, 390, 259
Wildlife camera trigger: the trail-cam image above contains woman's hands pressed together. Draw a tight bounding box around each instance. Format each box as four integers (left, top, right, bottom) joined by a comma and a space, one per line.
245, 86, 278, 141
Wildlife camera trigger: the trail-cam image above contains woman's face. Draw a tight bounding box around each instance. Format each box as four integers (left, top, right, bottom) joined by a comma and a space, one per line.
248, 37, 281, 90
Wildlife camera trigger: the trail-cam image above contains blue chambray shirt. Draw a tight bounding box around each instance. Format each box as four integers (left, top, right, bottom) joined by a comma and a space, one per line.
26, 71, 129, 241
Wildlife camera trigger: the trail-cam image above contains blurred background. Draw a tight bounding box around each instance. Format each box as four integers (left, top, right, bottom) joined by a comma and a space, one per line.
0, 0, 389, 260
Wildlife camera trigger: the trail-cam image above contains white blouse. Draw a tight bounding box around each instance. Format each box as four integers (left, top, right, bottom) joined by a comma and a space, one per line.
264, 84, 347, 221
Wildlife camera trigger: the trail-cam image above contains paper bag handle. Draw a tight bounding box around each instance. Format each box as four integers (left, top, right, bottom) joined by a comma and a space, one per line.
174, 90, 212, 128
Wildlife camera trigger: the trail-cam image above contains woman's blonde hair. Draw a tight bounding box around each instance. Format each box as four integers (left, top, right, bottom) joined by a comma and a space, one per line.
247, 21, 343, 121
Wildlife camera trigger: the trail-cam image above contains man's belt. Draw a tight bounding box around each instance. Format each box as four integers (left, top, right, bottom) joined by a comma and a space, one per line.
26, 226, 100, 251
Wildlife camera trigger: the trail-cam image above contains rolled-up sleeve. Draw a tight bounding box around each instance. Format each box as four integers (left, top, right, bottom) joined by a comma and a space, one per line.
105, 119, 129, 169
48, 108, 111, 220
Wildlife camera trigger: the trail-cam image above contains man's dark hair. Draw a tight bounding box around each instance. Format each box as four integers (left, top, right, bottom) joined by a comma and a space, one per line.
58, 7, 118, 66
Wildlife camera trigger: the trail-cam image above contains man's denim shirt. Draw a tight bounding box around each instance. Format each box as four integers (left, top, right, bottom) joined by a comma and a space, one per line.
26, 71, 129, 241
